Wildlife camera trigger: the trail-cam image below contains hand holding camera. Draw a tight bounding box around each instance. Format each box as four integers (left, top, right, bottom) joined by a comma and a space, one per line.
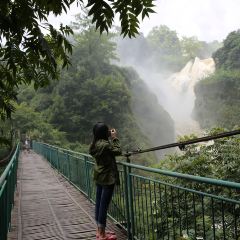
110, 128, 117, 139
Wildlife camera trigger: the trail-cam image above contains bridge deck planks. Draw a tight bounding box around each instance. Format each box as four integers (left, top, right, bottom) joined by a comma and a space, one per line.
8, 151, 127, 240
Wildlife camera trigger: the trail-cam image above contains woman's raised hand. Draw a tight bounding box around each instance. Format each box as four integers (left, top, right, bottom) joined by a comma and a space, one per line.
110, 129, 117, 139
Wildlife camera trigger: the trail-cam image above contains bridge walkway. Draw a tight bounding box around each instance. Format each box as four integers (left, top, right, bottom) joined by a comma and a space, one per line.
8, 151, 127, 240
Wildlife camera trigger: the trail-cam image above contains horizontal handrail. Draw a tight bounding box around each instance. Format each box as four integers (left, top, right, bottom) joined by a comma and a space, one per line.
131, 173, 240, 205
0, 143, 19, 240
33, 141, 240, 240
37, 141, 91, 158
37, 141, 240, 190
125, 129, 240, 156
118, 161, 240, 189
37, 130, 240, 160
0, 146, 16, 166
0, 145, 19, 187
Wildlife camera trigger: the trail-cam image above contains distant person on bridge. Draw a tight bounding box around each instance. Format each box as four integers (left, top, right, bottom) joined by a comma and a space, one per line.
24, 138, 30, 153
89, 122, 122, 240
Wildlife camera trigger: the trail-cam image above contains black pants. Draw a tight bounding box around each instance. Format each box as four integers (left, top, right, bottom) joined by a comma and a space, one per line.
95, 184, 115, 228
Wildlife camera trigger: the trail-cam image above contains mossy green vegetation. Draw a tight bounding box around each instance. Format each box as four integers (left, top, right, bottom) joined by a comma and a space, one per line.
153, 127, 240, 182
193, 30, 240, 129
11, 17, 175, 165
194, 70, 240, 129
0, 147, 9, 159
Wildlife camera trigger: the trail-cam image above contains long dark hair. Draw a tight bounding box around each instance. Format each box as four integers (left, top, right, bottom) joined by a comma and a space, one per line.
91, 122, 109, 148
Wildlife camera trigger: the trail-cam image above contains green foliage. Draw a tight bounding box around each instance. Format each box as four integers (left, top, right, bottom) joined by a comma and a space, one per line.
0, 0, 74, 120
0, 120, 13, 157
87, 0, 155, 37
15, 19, 175, 164
0, 166, 5, 175
193, 30, 240, 130
12, 103, 67, 146
0, 0, 155, 120
154, 127, 240, 181
147, 25, 183, 71
181, 36, 203, 60
181, 37, 221, 61
0, 146, 10, 160
148, 26, 181, 55
37, 22, 131, 143
117, 25, 221, 74
213, 30, 240, 70
193, 70, 240, 129
0, 86, 17, 120
151, 128, 240, 240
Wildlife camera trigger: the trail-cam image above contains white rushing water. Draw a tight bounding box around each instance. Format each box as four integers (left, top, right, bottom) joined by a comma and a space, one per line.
167, 57, 215, 136
138, 57, 215, 137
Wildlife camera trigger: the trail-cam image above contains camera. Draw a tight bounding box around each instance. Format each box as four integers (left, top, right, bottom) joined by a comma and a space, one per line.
108, 129, 115, 136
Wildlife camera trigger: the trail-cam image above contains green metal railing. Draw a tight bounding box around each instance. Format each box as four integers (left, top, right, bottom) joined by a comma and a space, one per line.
32, 141, 240, 240
0, 144, 19, 240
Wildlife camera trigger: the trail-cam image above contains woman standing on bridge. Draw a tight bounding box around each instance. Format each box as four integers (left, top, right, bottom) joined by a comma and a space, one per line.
89, 122, 122, 240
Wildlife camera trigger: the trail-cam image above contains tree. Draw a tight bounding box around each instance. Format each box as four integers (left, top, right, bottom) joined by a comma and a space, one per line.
180, 36, 202, 60
180, 37, 221, 61
11, 103, 67, 145
0, 120, 13, 153
213, 30, 240, 70
45, 24, 132, 142
193, 70, 240, 129
14, 17, 175, 164
70, 13, 118, 77
148, 26, 181, 55
193, 30, 240, 129
147, 25, 183, 71
152, 128, 240, 240
0, 0, 155, 120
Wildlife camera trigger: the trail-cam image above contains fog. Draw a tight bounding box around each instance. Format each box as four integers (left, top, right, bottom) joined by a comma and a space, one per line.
47, 0, 238, 139
49, 0, 240, 43
115, 36, 216, 140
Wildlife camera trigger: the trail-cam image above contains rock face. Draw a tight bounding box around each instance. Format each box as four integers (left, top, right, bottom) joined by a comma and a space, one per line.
167, 57, 215, 136
127, 69, 175, 160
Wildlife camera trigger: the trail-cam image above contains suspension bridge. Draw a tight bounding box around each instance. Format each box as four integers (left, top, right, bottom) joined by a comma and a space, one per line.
1, 131, 240, 240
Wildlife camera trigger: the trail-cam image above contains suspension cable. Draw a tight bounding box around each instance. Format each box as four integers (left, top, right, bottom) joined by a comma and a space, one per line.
124, 129, 240, 157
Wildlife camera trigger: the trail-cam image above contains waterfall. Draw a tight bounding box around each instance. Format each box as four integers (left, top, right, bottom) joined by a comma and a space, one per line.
164, 57, 215, 136
136, 57, 215, 137
116, 54, 215, 139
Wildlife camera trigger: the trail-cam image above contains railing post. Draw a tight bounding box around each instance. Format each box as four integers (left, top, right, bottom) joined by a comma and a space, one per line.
6, 173, 9, 238
49, 148, 52, 166
126, 154, 135, 239
128, 168, 135, 239
76, 157, 80, 187
7, 171, 10, 232
84, 156, 91, 199
123, 164, 131, 240
124, 155, 137, 240
1, 181, 7, 240
67, 153, 71, 181
57, 149, 60, 173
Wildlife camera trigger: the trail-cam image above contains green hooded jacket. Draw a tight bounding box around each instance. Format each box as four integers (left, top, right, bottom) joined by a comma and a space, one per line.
89, 138, 122, 185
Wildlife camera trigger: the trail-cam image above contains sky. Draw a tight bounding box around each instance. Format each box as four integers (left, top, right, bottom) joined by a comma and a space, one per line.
48, 0, 240, 42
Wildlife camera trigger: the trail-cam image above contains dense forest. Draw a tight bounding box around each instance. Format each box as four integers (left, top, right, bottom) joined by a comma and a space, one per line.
116, 25, 221, 74
1, 3, 239, 240
193, 30, 240, 130
0, 16, 239, 168
3, 16, 179, 164
149, 30, 240, 186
